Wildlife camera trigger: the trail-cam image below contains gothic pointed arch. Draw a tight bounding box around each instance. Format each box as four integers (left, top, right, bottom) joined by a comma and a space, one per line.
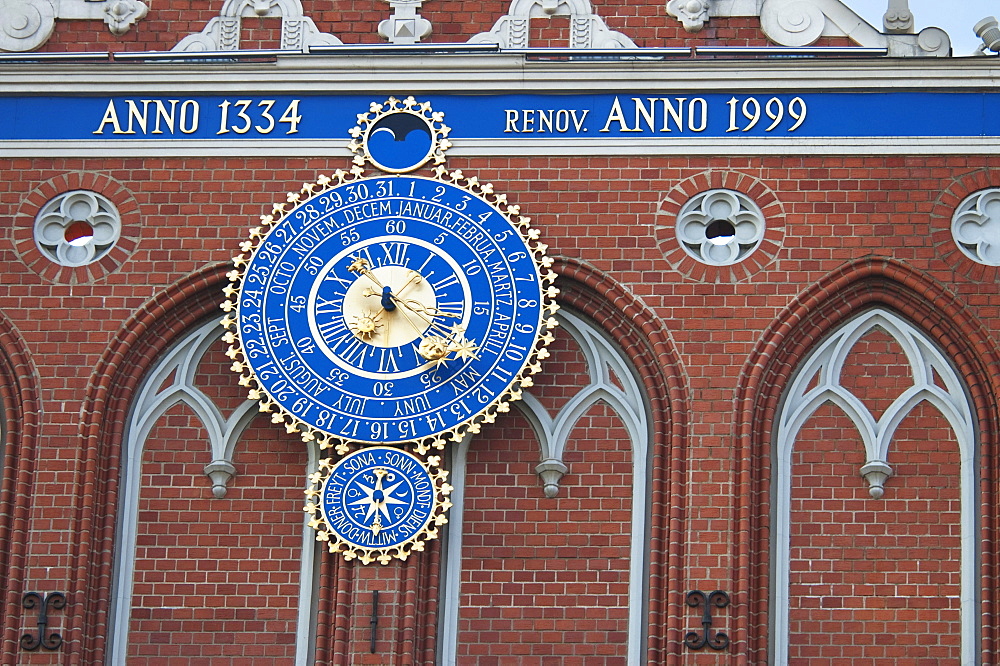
69, 263, 236, 661
549, 257, 689, 660
733, 257, 1000, 662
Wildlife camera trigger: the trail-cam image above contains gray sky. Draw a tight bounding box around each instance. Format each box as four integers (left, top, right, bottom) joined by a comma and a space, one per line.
844, 0, 997, 55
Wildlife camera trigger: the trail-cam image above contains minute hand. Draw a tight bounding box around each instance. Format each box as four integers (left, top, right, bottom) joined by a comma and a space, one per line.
392, 298, 462, 320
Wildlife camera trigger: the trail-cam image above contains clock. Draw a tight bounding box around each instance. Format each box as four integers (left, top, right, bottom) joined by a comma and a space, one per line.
223, 166, 559, 452
303, 446, 453, 564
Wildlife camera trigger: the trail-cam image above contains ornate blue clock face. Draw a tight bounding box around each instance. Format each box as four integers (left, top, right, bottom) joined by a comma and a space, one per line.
319, 447, 436, 551
235, 173, 549, 445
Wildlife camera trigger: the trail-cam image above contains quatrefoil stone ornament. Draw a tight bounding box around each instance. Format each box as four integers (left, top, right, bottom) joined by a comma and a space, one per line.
952, 189, 1000, 266
675, 189, 765, 266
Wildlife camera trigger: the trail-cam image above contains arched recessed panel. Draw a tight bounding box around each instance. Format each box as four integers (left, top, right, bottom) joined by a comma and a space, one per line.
773, 308, 976, 664
440, 308, 651, 664
108, 319, 316, 665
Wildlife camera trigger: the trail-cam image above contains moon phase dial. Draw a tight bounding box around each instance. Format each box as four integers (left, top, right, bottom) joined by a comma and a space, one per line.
223, 166, 559, 452
348, 95, 451, 174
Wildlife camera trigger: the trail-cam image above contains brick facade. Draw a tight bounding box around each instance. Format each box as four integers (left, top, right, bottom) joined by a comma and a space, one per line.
1, 0, 999, 663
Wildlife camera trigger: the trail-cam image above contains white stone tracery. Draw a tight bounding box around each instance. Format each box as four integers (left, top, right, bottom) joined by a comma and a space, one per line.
676, 188, 766, 266
108, 319, 320, 666
440, 309, 650, 664
772, 308, 976, 664
467, 0, 637, 49
172, 0, 341, 52
33, 190, 122, 268
952, 188, 1000, 267
676, 0, 950, 56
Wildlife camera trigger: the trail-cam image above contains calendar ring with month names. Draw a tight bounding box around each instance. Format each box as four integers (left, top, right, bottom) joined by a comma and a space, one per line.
222, 166, 559, 453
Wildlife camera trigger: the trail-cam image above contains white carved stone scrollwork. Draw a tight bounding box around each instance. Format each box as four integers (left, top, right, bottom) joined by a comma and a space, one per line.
468, 0, 637, 49
172, 0, 341, 52
952, 188, 1000, 266
666, 0, 710, 33
882, 0, 913, 34
0, 0, 55, 52
732, 0, 950, 57
103, 0, 148, 35
378, 0, 432, 44
760, 0, 825, 47
0, 0, 148, 52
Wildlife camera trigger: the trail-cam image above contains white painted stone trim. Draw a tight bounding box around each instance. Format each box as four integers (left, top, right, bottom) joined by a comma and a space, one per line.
171, 0, 341, 52
2, 58, 997, 93
33, 189, 122, 267
6, 136, 1000, 159
707, 0, 949, 56
0, 0, 148, 52
952, 188, 1000, 266
439, 309, 650, 664
771, 308, 977, 665
468, 0, 637, 49
675, 188, 766, 266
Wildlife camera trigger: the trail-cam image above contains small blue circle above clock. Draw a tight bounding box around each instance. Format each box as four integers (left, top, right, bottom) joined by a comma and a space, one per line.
365, 112, 434, 173
238, 175, 544, 444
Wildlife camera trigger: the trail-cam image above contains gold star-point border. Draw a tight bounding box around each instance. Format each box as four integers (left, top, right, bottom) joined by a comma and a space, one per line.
221, 164, 559, 454
302, 450, 454, 565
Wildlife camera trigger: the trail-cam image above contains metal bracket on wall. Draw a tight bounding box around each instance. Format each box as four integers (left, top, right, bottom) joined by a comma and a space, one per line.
683, 590, 729, 651
370, 590, 379, 654
20, 592, 66, 651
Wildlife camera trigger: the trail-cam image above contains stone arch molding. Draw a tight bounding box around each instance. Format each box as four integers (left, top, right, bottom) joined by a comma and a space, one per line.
109, 318, 322, 666
772, 307, 977, 664
440, 308, 650, 665
468, 0, 637, 48
172, 0, 341, 52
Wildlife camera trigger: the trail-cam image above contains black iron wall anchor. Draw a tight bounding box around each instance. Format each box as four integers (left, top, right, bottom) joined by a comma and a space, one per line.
369, 590, 379, 654
683, 590, 730, 651
20, 592, 66, 651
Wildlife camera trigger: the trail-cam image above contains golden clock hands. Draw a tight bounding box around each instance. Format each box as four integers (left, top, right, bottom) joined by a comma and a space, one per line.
347, 256, 386, 289
394, 271, 422, 297
393, 297, 462, 321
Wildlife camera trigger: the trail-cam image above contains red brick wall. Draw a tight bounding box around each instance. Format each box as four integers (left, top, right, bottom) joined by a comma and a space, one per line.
459, 404, 633, 661
128, 409, 305, 662
789, 398, 962, 662
3, 146, 1000, 662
